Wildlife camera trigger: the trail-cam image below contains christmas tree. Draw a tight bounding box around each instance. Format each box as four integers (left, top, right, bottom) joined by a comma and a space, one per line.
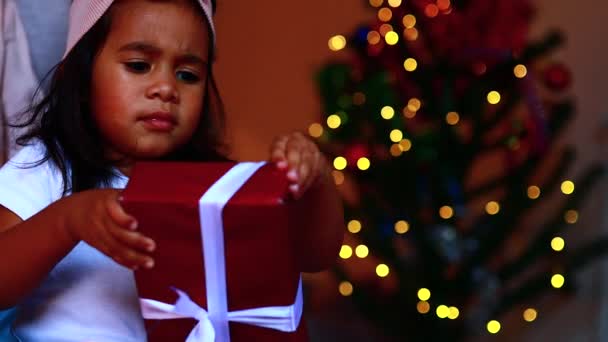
312, 0, 606, 340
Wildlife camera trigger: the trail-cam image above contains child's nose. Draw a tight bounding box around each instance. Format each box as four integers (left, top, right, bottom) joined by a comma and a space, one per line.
145, 72, 179, 104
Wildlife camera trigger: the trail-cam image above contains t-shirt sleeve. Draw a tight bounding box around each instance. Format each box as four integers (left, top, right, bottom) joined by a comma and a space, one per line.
0, 143, 64, 220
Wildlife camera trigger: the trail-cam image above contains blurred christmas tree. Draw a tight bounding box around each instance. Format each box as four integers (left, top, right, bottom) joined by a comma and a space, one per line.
312, 0, 607, 340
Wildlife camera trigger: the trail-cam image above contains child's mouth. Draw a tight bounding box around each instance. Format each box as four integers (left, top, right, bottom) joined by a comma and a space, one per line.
140, 112, 177, 131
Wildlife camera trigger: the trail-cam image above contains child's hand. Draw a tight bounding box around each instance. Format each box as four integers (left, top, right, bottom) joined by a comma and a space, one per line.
270, 132, 329, 199
60, 189, 155, 270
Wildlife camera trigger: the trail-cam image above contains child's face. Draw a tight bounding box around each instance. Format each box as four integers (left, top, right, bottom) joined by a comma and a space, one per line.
90, 0, 210, 170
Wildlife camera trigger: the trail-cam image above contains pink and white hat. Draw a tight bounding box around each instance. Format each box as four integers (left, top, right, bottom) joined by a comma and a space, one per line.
63, 0, 215, 59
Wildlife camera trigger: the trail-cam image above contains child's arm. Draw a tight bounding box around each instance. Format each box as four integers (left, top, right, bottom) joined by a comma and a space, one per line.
271, 132, 344, 272
0, 189, 155, 309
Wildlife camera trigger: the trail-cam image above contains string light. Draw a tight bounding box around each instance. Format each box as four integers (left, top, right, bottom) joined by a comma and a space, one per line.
424, 4, 439, 18
328, 35, 347, 51
407, 98, 422, 111
395, 220, 410, 234
564, 210, 578, 224
551, 237, 565, 251
367, 31, 381, 45
347, 219, 362, 233
485, 201, 500, 215
446, 111, 460, 125
487, 91, 501, 104
399, 139, 412, 151
402, 14, 416, 28
390, 144, 403, 157
388, 0, 402, 7
436, 305, 449, 318
332, 170, 344, 185
487, 320, 501, 334
523, 308, 537, 322
403, 107, 416, 118
385, 31, 399, 45
378, 7, 393, 22
379, 24, 393, 36
551, 274, 565, 288
333, 156, 347, 170
308, 123, 323, 138
417, 288, 431, 301
403, 27, 419, 41
403, 58, 418, 71
448, 307, 459, 320
339, 281, 354, 296
357, 157, 371, 170
527, 185, 541, 199
417, 301, 431, 314
561, 180, 575, 194
355, 245, 369, 258
390, 129, 403, 142
381, 106, 395, 119
327, 114, 341, 129
339, 245, 353, 259
439, 206, 454, 219
369, 0, 383, 7
514, 64, 528, 78
376, 264, 390, 277
437, 0, 451, 11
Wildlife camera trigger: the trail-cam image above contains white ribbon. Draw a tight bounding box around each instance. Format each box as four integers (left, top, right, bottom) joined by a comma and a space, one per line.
140, 162, 303, 341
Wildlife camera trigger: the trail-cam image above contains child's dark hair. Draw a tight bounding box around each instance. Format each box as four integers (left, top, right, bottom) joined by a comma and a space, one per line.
15, 0, 227, 195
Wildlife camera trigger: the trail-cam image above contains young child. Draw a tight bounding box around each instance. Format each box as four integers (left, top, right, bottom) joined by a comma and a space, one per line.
0, 0, 344, 340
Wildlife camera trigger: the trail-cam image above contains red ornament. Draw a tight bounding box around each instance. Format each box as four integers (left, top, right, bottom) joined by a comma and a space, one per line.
543, 62, 572, 91
344, 143, 370, 165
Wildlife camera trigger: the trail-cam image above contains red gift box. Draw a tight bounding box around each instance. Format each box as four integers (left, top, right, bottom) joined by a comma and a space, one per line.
121, 161, 309, 341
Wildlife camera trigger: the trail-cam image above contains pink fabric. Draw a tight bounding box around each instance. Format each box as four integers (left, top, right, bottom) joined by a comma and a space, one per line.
63, 0, 215, 59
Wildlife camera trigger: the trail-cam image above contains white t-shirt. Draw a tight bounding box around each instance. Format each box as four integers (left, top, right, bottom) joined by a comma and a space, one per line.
0, 141, 147, 341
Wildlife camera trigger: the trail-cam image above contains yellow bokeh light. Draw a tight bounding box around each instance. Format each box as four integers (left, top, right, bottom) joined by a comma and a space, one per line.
339, 245, 353, 259
367, 30, 381, 45
436, 305, 449, 318
408, 98, 422, 112
514, 64, 528, 78
388, 0, 402, 7
395, 220, 410, 234
417, 301, 430, 314
357, 157, 371, 170
403, 58, 418, 72
339, 281, 354, 296
376, 264, 390, 277
448, 307, 459, 320
369, 0, 383, 7
327, 114, 342, 129
402, 14, 416, 28
487, 320, 501, 334
379, 24, 393, 36
564, 210, 578, 224
561, 180, 575, 194
487, 91, 501, 104
333, 156, 347, 170
485, 201, 500, 215
308, 123, 323, 138
437, 0, 451, 11
390, 129, 403, 142
551, 237, 565, 251
385, 31, 399, 45
348, 219, 362, 233
425, 4, 439, 18
332, 170, 344, 185
446, 111, 460, 125
355, 245, 369, 258
378, 7, 393, 22
418, 288, 431, 301
390, 144, 403, 157
403, 27, 419, 41
439, 206, 454, 219
551, 274, 565, 288
527, 185, 541, 199
381, 106, 395, 119
328, 35, 347, 51
523, 308, 537, 322
399, 139, 412, 151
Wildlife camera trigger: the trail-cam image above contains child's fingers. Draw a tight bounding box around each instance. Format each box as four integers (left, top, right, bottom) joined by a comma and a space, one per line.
109, 224, 156, 254
104, 230, 155, 270
108, 194, 138, 230
270, 135, 289, 169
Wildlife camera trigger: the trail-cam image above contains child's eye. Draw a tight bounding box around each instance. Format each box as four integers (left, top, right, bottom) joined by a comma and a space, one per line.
125, 61, 150, 73
176, 70, 200, 83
